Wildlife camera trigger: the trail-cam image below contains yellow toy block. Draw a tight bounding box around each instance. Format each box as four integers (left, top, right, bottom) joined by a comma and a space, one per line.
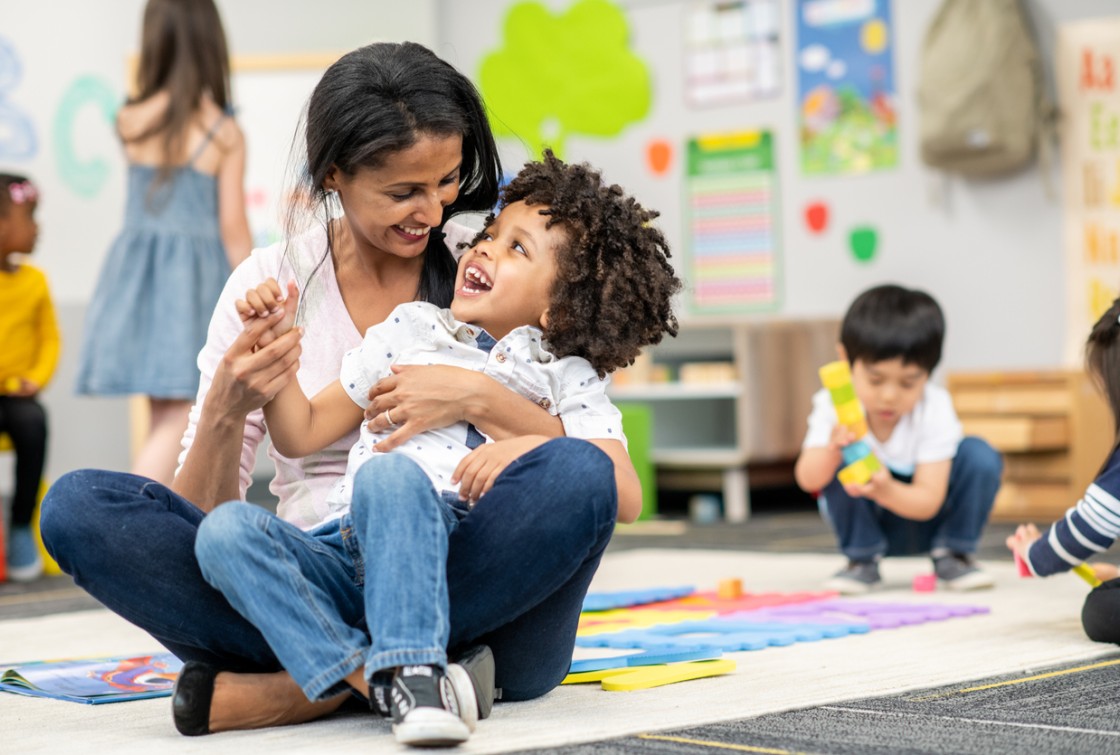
1073, 563, 1103, 587
818, 361, 852, 388
600, 659, 736, 691
835, 400, 865, 428
838, 454, 883, 486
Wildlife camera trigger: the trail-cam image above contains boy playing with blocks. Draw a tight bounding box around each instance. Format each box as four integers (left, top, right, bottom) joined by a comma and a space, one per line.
794, 284, 1003, 594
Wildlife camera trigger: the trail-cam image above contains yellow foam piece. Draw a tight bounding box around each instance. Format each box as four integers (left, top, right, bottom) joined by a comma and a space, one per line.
578, 609, 714, 636
600, 659, 737, 691
818, 361, 852, 388
562, 667, 634, 685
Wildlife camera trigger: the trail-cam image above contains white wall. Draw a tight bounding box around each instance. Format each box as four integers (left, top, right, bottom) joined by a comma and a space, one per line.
0, 0, 437, 482
435, 0, 1120, 377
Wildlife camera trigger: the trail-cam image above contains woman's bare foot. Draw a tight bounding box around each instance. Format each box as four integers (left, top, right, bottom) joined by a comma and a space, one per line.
208, 670, 349, 732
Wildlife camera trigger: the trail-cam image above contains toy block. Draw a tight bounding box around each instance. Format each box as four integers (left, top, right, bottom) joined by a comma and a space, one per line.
835, 400, 865, 428
1073, 563, 1102, 587
842, 439, 873, 465
717, 578, 743, 600
1014, 552, 1032, 577
819, 361, 852, 388
600, 659, 736, 691
828, 382, 857, 405
840, 453, 882, 485
912, 573, 936, 592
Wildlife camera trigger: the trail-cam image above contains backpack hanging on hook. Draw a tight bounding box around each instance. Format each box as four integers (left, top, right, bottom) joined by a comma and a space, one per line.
918, 0, 1055, 179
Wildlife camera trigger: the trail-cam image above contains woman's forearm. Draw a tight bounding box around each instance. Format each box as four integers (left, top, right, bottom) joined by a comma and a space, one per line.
171, 402, 248, 511
462, 372, 564, 440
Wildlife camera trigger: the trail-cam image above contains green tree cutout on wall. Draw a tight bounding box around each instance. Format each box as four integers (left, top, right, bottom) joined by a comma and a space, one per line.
479, 0, 651, 159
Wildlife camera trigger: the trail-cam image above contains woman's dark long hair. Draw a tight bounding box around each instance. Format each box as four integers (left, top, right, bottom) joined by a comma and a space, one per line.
286, 42, 502, 312
127, 0, 231, 182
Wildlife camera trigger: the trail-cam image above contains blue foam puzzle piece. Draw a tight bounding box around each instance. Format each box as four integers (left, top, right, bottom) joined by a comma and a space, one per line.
581, 585, 695, 612
568, 645, 723, 673
577, 616, 870, 652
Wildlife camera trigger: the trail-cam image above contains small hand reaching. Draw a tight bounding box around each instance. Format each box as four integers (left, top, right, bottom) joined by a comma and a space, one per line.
1005, 522, 1041, 561
452, 435, 550, 505
236, 278, 299, 349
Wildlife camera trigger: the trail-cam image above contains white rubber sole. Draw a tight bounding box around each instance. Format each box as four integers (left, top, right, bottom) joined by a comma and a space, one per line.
445, 663, 479, 731
393, 708, 470, 747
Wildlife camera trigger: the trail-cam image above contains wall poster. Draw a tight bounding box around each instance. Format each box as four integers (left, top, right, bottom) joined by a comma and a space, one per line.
796, 0, 897, 175
685, 129, 780, 315
1058, 19, 1120, 363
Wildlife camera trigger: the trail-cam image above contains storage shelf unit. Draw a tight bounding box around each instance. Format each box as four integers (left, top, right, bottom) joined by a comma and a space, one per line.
610, 318, 839, 521
947, 370, 1113, 521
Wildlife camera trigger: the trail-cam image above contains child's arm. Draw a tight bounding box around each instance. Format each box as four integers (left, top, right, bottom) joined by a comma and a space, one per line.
236, 278, 361, 458
845, 458, 951, 521
263, 377, 364, 459
794, 423, 855, 492
451, 437, 642, 522
216, 119, 252, 268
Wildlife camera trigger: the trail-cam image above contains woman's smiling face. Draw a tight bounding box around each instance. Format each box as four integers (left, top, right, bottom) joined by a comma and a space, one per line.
325, 132, 463, 260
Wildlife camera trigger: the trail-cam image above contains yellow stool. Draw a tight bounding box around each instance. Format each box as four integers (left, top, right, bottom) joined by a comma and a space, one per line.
0, 432, 61, 577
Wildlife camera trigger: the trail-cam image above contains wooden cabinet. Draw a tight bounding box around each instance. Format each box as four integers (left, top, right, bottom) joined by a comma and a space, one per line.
609, 318, 839, 521
947, 370, 1114, 521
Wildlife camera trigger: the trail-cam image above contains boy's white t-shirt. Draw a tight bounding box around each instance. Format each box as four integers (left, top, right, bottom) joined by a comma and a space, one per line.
802, 382, 963, 476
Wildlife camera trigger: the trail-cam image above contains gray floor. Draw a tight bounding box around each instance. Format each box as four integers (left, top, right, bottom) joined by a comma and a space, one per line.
508, 653, 1120, 754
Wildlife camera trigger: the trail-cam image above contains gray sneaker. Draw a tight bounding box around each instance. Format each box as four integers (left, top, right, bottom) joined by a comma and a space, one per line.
933, 553, 994, 591
824, 560, 881, 595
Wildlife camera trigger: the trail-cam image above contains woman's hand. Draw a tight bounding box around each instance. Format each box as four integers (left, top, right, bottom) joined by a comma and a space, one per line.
452, 436, 550, 505
365, 364, 485, 451
1005, 522, 1041, 560
208, 310, 303, 421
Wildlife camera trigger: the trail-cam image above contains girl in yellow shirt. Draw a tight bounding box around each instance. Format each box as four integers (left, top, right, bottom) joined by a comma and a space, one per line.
0, 173, 59, 581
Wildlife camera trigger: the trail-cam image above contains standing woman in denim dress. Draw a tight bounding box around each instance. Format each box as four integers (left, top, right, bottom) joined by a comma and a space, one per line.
44, 41, 621, 738
76, 0, 251, 485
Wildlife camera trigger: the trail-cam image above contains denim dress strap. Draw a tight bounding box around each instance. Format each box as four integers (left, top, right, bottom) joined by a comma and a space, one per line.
188, 113, 228, 166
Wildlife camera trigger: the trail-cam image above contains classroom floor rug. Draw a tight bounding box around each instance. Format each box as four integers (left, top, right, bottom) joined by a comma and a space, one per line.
4, 549, 1114, 754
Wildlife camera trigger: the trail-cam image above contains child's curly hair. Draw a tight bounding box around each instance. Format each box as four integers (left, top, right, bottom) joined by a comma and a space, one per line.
486, 150, 680, 376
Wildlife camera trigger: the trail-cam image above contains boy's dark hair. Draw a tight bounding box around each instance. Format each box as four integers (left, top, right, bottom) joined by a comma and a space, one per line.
0, 173, 32, 216
1087, 297, 1120, 474
293, 41, 502, 309
840, 284, 944, 373
490, 149, 680, 376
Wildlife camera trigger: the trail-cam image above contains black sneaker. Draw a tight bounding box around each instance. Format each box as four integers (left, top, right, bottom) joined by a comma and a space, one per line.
447, 644, 497, 727
824, 560, 882, 595
390, 665, 470, 747
933, 552, 994, 591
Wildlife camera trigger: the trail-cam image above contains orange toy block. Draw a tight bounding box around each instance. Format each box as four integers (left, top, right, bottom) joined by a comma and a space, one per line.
717, 578, 743, 600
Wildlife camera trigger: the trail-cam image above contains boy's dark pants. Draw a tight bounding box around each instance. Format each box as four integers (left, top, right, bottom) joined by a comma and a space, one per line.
0, 395, 48, 527
820, 437, 1002, 561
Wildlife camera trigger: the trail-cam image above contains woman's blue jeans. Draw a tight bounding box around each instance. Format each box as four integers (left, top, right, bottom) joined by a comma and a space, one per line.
819, 436, 1003, 561
40, 437, 617, 702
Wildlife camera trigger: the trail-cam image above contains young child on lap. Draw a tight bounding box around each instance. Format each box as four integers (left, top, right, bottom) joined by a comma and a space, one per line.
204, 151, 680, 747
794, 284, 1003, 594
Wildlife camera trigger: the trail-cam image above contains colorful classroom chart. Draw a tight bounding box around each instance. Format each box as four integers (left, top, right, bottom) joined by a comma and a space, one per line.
1057, 19, 1120, 365
683, 0, 782, 107
685, 129, 780, 314
796, 0, 897, 175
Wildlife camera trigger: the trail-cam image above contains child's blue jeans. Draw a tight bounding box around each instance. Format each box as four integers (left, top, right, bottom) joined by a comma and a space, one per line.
819, 436, 1002, 561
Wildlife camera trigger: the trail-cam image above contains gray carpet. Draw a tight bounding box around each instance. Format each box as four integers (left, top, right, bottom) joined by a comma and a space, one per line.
506, 654, 1120, 754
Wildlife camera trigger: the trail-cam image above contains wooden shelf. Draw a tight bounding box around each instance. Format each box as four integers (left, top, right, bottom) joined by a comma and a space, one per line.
948, 369, 1113, 522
